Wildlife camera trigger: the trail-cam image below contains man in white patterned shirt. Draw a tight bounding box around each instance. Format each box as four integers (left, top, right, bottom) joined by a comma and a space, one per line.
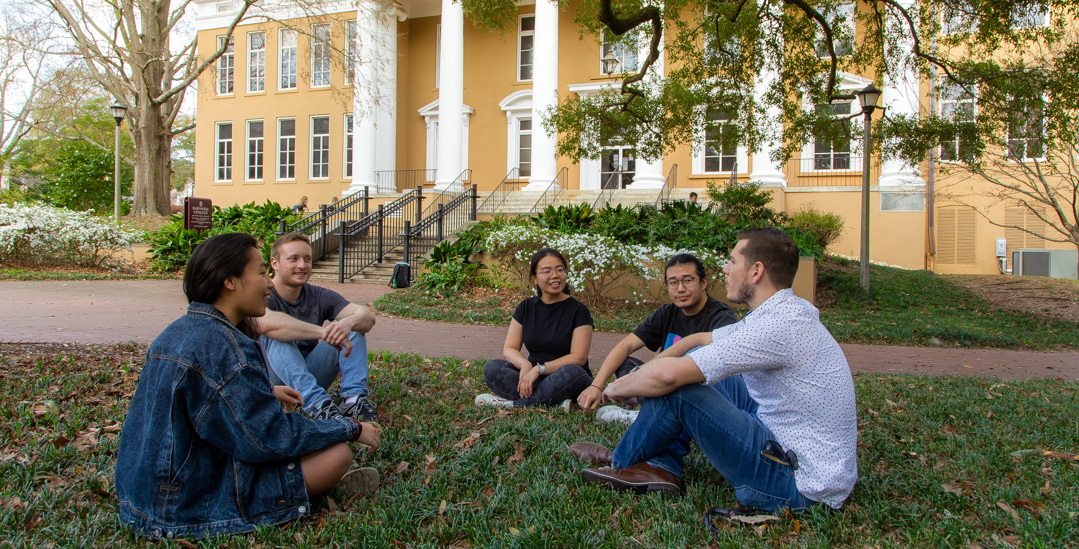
575, 228, 857, 513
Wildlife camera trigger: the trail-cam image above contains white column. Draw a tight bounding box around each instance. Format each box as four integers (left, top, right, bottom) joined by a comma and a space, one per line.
374, 4, 400, 176
524, 0, 559, 190
879, 0, 923, 188
347, 0, 382, 195
434, 0, 464, 191
629, 29, 665, 189
748, 4, 786, 187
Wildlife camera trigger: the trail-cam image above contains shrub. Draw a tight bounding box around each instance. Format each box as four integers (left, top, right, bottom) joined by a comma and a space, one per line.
37, 141, 133, 214
532, 203, 595, 232
146, 200, 300, 272
592, 203, 651, 243
706, 179, 789, 227
788, 205, 845, 250
0, 203, 141, 268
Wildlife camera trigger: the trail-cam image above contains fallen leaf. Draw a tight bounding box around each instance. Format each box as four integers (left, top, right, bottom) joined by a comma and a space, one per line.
438, 499, 447, 515
294, 532, 303, 544
727, 514, 779, 525
508, 527, 521, 536
395, 461, 409, 474
454, 431, 482, 450
1011, 498, 1048, 517
942, 481, 974, 495
176, 540, 197, 549
942, 425, 958, 435
482, 486, 494, 498
996, 501, 1020, 522
424, 454, 437, 470
52, 434, 70, 448
326, 496, 338, 513
507, 441, 525, 465
1041, 450, 1079, 461
1041, 480, 1052, 497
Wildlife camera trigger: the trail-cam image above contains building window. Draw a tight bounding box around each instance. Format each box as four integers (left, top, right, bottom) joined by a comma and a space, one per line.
518, 15, 535, 81
1012, 3, 1048, 28
344, 113, 354, 177
216, 122, 233, 181
814, 101, 852, 170
815, 3, 854, 58
937, 206, 976, 265
280, 29, 297, 90
217, 36, 234, 95
1007, 101, 1045, 161
345, 20, 357, 84
517, 118, 532, 177
310, 116, 330, 179
940, 82, 976, 162
1005, 207, 1046, 257
247, 32, 265, 93
246, 120, 264, 181
311, 23, 331, 88
704, 111, 738, 173
601, 29, 640, 75
278, 118, 296, 180
941, 2, 978, 35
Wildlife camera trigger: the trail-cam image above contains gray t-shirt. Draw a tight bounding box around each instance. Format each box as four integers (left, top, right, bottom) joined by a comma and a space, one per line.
265, 284, 350, 357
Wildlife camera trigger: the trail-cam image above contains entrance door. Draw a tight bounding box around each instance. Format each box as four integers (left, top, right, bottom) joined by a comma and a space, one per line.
600, 146, 636, 189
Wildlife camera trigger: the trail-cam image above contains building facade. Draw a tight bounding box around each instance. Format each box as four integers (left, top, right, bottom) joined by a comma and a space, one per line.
193, 0, 1068, 275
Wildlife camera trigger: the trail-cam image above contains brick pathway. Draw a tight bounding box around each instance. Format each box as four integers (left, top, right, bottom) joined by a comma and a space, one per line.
2, 280, 1076, 381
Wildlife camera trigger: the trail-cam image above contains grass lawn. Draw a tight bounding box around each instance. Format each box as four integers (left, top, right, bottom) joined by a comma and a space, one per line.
373, 258, 1079, 350
2, 344, 1076, 547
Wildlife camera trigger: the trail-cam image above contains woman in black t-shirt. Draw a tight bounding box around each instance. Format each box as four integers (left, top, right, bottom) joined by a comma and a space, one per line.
475, 248, 594, 409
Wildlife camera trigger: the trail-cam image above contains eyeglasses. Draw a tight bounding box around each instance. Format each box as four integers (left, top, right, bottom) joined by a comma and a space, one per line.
665, 276, 699, 289
537, 267, 567, 277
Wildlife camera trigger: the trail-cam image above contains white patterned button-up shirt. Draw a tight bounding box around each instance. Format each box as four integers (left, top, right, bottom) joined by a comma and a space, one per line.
687, 289, 858, 508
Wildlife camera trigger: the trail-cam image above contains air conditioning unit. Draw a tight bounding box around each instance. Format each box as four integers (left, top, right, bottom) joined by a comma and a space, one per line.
1011, 249, 1078, 279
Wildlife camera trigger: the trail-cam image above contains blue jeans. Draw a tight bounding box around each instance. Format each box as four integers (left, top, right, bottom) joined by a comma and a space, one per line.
611, 377, 814, 512
262, 332, 369, 413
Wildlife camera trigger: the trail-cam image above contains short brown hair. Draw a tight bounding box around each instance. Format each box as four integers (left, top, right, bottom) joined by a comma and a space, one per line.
735, 227, 799, 289
270, 232, 311, 259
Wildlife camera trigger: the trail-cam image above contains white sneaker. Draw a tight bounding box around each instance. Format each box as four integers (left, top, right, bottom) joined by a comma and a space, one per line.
558, 399, 575, 413
596, 405, 639, 425
475, 393, 514, 408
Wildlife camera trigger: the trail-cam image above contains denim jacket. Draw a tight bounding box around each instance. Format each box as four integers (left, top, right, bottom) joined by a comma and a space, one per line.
115, 302, 360, 539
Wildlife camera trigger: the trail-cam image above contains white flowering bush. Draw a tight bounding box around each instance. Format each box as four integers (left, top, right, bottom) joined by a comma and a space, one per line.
485, 224, 728, 308
0, 203, 142, 268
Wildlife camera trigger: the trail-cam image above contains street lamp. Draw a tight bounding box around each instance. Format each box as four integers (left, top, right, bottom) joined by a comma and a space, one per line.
856, 84, 881, 292
601, 51, 619, 75
110, 101, 127, 221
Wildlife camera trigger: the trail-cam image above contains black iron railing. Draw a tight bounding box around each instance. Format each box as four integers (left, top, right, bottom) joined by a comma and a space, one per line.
477, 168, 527, 214
421, 169, 471, 219
374, 169, 437, 193
783, 156, 873, 187
279, 188, 371, 261
530, 166, 568, 214
402, 185, 478, 265
655, 164, 678, 209
336, 187, 424, 282
592, 172, 621, 209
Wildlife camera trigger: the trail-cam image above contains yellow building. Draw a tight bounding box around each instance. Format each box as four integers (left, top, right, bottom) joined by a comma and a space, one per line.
193, 0, 1075, 276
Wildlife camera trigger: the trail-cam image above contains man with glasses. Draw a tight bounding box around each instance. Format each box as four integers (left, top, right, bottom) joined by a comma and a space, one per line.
575, 253, 737, 424
571, 228, 857, 516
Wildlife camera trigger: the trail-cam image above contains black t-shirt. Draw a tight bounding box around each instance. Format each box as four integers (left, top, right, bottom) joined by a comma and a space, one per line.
512, 295, 594, 369
265, 284, 350, 357
632, 297, 738, 352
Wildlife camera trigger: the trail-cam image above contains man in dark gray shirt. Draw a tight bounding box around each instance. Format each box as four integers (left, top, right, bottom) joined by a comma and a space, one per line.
257, 233, 378, 422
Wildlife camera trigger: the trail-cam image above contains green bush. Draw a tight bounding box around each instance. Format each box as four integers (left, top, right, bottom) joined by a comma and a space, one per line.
788, 205, 845, 250
38, 141, 133, 214
532, 203, 595, 232
706, 179, 789, 227
592, 203, 651, 243
146, 200, 300, 272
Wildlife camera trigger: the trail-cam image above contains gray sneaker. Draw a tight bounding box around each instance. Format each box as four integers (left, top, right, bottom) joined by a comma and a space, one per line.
328, 467, 379, 504
311, 399, 344, 421
340, 395, 378, 422
596, 405, 639, 425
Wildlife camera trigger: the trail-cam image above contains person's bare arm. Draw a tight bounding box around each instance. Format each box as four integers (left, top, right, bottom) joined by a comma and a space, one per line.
654, 331, 713, 360
332, 303, 376, 334
602, 355, 706, 402
578, 333, 645, 410
254, 310, 353, 356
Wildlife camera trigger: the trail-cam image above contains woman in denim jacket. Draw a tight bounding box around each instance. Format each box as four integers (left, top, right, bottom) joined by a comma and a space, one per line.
116, 233, 382, 539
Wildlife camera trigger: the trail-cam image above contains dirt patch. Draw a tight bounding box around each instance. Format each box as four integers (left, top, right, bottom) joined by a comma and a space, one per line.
947, 274, 1079, 323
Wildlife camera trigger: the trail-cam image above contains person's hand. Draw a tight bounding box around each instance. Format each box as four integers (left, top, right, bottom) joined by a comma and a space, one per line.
272, 386, 303, 409
321, 321, 353, 357
518, 366, 540, 399
357, 422, 381, 449
577, 385, 603, 410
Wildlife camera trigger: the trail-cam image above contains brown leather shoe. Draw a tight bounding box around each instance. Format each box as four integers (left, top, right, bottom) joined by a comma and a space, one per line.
569, 442, 613, 466
581, 462, 682, 495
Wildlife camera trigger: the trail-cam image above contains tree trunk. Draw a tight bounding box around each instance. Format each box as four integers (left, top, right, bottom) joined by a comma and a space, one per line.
131, 106, 173, 216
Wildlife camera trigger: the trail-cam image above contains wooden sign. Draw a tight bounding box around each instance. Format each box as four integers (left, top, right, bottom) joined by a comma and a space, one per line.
184, 197, 213, 231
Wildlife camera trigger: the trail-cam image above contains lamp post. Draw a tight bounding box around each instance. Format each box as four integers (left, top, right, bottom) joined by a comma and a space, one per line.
110, 102, 127, 221
856, 84, 881, 292
601, 51, 619, 75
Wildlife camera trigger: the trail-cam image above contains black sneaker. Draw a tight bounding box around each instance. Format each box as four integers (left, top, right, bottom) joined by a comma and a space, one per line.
311, 399, 344, 421
339, 395, 378, 422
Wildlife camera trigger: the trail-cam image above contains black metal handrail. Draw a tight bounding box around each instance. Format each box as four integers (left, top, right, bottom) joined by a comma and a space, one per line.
374, 169, 437, 193
592, 172, 621, 209
530, 166, 568, 214
336, 187, 424, 281
655, 164, 678, 209
477, 168, 526, 214
421, 169, 471, 219
402, 185, 479, 266
279, 188, 371, 261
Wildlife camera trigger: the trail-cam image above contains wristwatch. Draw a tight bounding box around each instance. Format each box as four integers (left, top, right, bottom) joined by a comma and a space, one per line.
538, 363, 547, 375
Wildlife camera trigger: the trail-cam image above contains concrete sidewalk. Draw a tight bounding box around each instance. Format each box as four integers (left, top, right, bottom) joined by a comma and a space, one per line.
2, 279, 1076, 381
